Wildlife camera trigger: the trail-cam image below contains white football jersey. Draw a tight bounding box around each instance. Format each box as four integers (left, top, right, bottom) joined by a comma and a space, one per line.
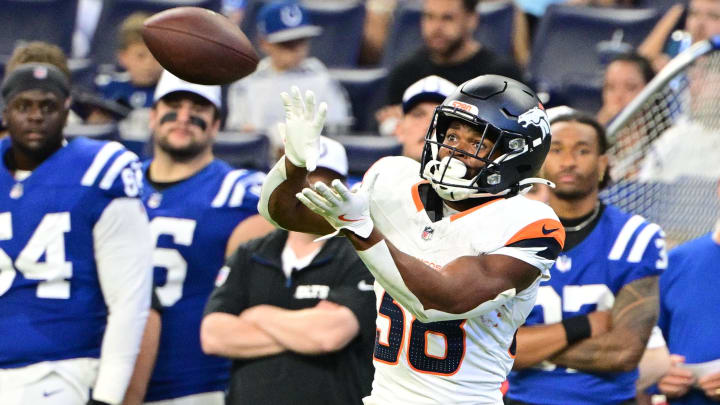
362, 157, 564, 405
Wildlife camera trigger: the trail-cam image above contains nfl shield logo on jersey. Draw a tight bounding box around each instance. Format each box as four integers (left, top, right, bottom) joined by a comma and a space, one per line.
421, 226, 434, 241
555, 255, 572, 272
147, 192, 162, 209
9, 183, 23, 199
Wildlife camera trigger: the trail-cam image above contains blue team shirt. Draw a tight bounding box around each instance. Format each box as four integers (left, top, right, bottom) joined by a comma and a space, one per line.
97, 73, 155, 109
0, 137, 142, 368
508, 205, 666, 405
657, 233, 720, 405
142, 159, 265, 401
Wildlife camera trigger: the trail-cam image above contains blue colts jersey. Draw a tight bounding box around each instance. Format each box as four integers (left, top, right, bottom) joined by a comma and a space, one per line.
0, 137, 142, 368
142, 159, 265, 401
657, 234, 720, 405
508, 205, 667, 405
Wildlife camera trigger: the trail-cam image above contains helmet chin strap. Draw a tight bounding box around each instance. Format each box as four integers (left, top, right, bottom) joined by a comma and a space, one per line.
422, 156, 556, 200
517, 177, 555, 195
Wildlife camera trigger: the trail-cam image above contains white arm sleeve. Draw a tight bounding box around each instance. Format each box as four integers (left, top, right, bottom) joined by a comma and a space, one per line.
357, 240, 516, 323
92, 198, 153, 404
257, 156, 287, 229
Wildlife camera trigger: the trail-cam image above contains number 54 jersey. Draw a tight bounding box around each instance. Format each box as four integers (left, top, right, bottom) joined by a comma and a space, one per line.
362, 157, 565, 405
0, 138, 144, 368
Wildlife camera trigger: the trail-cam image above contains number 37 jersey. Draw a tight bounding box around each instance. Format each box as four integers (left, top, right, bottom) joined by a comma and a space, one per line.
0, 137, 143, 368
362, 157, 565, 405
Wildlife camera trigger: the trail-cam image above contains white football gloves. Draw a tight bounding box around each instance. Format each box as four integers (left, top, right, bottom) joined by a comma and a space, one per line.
296, 176, 377, 240
279, 86, 327, 171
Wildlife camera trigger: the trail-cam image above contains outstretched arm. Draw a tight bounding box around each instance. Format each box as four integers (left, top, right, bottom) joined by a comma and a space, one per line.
296, 179, 546, 322
257, 87, 336, 235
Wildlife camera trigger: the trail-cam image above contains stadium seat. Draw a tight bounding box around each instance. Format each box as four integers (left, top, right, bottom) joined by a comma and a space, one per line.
474, 1, 514, 62
634, 0, 688, 12
64, 123, 120, 141
333, 134, 402, 179
560, 79, 603, 115
528, 5, 660, 94
88, 0, 222, 67
330, 67, 389, 133
381, 0, 515, 68
0, 0, 78, 57
240, 0, 267, 50
303, 1, 366, 67
119, 138, 152, 160
213, 132, 271, 171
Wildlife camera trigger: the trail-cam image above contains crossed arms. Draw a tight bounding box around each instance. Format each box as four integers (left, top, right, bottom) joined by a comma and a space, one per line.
513, 275, 659, 372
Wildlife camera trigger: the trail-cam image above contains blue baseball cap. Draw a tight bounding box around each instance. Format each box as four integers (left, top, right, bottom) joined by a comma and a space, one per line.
257, 1, 322, 44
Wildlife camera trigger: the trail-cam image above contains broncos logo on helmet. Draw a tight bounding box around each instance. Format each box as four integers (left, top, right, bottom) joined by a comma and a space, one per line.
420, 75, 553, 199
518, 106, 551, 141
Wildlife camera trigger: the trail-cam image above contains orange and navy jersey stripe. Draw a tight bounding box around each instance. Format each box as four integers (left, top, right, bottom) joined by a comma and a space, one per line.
504, 218, 565, 261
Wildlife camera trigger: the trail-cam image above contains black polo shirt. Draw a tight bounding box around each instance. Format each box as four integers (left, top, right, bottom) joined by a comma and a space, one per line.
204, 230, 377, 405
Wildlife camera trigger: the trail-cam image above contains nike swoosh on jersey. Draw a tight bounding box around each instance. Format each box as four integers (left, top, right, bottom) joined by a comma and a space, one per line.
542, 225, 559, 235
357, 280, 374, 291
338, 214, 362, 222
43, 389, 64, 397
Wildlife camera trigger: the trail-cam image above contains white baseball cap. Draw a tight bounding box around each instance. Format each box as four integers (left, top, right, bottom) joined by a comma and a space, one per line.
153, 70, 222, 109
316, 136, 348, 177
402, 75, 456, 114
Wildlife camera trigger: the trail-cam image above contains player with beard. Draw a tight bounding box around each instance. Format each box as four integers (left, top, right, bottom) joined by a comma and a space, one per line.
137, 71, 268, 405
506, 112, 666, 405
377, 0, 522, 134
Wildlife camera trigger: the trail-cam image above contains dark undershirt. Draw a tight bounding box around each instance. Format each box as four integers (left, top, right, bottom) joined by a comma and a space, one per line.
145, 166, 189, 191
559, 203, 606, 251
418, 183, 503, 222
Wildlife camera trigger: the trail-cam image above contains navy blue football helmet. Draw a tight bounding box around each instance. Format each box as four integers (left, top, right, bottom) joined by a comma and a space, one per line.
420, 75, 551, 200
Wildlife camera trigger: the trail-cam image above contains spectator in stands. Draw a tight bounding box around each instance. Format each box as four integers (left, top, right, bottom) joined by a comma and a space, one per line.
638, 56, 720, 183
640, 0, 720, 71
377, 0, 522, 136
5, 41, 71, 80
597, 53, 655, 126
652, 182, 720, 403
507, 112, 666, 405
95, 12, 163, 139
225, 1, 352, 137
200, 137, 376, 405
394, 75, 456, 161
223, 0, 247, 26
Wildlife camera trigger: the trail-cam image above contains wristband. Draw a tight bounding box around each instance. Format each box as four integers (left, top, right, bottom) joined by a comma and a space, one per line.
561, 314, 591, 345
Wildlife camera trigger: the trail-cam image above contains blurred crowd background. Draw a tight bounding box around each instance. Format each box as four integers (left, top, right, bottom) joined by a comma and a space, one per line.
0, 0, 710, 178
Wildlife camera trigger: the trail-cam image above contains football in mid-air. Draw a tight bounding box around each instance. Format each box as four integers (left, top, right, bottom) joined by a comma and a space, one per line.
142, 7, 259, 85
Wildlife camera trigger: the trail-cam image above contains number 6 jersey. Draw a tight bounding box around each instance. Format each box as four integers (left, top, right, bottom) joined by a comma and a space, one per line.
362, 157, 565, 405
141, 159, 265, 401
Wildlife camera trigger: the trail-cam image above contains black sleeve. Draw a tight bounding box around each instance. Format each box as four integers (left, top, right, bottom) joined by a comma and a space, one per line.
325, 247, 377, 342
150, 290, 163, 314
386, 62, 416, 106
203, 248, 250, 317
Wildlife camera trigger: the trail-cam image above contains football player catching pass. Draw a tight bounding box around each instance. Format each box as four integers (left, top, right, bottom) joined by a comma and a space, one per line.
258, 75, 565, 404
